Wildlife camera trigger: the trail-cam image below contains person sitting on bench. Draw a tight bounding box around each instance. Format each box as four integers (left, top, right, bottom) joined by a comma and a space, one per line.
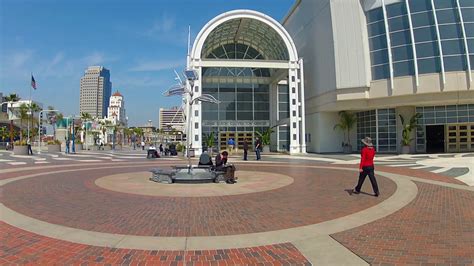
147, 145, 160, 158
215, 151, 236, 184
198, 151, 213, 166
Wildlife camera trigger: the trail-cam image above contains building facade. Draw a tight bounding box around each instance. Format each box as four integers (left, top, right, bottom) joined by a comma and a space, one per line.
284, 0, 474, 153
107, 91, 127, 126
79, 66, 112, 118
187, 10, 306, 155
159, 107, 185, 133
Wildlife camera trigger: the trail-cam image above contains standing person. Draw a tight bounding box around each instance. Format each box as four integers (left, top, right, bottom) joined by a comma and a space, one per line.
141, 140, 145, 151
65, 137, 70, 154
243, 139, 248, 161
159, 144, 164, 155
353, 137, 380, 197
131, 135, 136, 150
255, 137, 262, 161
27, 138, 33, 155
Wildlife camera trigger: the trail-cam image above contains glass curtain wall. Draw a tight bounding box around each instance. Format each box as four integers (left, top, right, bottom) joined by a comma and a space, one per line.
357, 109, 397, 152
367, 0, 474, 80
415, 104, 474, 151
278, 84, 290, 151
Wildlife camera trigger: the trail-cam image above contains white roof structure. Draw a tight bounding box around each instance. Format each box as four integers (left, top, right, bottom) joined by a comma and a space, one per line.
363, 0, 403, 11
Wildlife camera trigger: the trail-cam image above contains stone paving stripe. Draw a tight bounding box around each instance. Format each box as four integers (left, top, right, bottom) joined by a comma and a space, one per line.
8, 162, 27, 165
438, 167, 470, 177
431, 167, 452, 173
293, 235, 368, 266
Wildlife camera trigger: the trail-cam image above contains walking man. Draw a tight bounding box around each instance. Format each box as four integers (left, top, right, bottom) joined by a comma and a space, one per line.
353, 137, 380, 197
243, 139, 248, 161
65, 137, 70, 154
255, 136, 261, 160
27, 138, 33, 155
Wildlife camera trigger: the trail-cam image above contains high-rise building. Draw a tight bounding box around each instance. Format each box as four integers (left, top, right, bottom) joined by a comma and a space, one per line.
159, 107, 185, 132
107, 91, 127, 126
79, 66, 112, 118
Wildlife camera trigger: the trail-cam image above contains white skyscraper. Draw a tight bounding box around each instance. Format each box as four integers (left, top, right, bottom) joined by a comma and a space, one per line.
107, 91, 127, 126
79, 66, 112, 118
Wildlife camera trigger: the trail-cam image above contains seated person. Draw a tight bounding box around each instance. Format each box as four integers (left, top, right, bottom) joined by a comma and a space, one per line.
215, 151, 236, 184
147, 145, 159, 158
198, 151, 213, 166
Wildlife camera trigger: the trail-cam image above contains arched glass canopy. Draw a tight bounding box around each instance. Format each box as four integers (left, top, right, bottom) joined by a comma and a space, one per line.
201, 18, 290, 61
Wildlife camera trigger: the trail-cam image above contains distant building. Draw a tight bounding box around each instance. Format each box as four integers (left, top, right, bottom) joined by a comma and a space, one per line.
107, 91, 127, 126
138, 120, 157, 143
159, 107, 185, 133
79, 66, 112, 118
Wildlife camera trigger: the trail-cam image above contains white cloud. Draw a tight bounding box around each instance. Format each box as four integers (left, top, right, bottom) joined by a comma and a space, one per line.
145, 14, 175, 37
6, 50, 34, 68
129, 59, 184, 72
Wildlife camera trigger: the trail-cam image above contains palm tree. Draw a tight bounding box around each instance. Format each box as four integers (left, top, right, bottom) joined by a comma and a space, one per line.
5, 93, 20, 143
333, 111, 357, 148
28, 102, 42, 132
18, 103, 29, 141
399, 113, 422, 146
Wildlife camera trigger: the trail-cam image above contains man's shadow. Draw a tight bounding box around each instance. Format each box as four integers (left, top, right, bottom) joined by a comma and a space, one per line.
344, 189, 373, 196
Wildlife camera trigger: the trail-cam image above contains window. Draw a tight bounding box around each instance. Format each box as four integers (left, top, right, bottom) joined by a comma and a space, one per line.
439, 24, 463, 39
372, 64, 390, 80
394, 61, 415, 76
371, 49, 389, 65
369, 35, 388, 50
416, 42, 440, 58
442, 40, 465, 55
444, 55, 467, 71
392, 45, 413, 61
413, 26, 437, 43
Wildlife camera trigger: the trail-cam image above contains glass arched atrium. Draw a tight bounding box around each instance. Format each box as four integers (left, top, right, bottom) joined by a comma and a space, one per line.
187, 10, 306, 155
367, 0, 474, 80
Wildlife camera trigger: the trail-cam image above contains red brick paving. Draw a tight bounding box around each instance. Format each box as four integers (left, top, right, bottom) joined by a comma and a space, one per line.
332, 181, 474, 265
0, 222, 310, 265
1, 164, 396, 236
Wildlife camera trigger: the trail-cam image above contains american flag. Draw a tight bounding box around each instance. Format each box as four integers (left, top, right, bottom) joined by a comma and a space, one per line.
31, 75, 37, 90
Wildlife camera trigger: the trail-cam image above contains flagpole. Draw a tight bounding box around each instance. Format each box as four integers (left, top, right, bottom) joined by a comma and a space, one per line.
27, 73, 32, 144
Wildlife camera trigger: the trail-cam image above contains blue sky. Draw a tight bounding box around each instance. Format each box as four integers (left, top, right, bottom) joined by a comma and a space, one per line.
0, 0, 294, 126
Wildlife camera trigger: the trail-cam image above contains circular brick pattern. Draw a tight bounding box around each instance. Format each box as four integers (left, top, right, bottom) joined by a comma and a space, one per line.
94, 170, 294, 197
0, 163, 397, 237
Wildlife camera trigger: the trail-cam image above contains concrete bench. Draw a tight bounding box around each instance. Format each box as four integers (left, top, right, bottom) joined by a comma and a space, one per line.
149, 168, 176, 184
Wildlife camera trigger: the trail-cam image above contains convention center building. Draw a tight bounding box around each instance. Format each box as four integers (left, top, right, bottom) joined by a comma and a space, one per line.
186, 0, 474, 155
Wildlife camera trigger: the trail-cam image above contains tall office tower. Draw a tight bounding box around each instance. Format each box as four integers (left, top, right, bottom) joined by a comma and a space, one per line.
79, 66, 112, 118
107, 91, 127, 127
159, 107, 185, 132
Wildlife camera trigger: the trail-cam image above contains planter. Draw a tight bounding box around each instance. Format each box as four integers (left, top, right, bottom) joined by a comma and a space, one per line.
47, 144, 61, 152
89, 145, 99, 151
401, 145, 410, 154
74, 144, 83, 152
13, 145, 28, 155
104, 145, 112, 151
343, 145, 353, 154
114, 145, 122, 150
262, 146, 270, 153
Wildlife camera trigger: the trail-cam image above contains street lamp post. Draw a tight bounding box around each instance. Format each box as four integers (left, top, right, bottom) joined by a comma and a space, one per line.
37, 109, 58, 154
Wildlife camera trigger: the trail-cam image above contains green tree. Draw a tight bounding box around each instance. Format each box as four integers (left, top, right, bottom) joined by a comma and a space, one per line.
399, 113, 422, 146
333, 111, 357, 146
255, 127, 275, 146
18, 103, 29, 141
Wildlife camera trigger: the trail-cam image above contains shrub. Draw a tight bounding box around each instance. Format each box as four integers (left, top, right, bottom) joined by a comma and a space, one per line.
176, 143, 183, 152
47, 140, 61, 145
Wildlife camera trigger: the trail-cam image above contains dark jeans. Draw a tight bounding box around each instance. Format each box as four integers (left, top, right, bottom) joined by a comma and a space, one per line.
243, 149, 248, 160
255, 149, 261, 160
355, 166, 379, 194
27, 144, 33, 155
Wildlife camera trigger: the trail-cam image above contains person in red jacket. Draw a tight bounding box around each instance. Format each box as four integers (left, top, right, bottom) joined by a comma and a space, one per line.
353, 137, 380, 197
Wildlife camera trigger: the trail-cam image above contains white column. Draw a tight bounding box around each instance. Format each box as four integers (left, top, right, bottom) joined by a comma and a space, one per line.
381, 0, 395, 90
431, 0, 446, 84
289, 67, 300, 154
405, 0, 419, 87
191, 67, 203, 156
299, 58, 307, 153
456, 0, 472, 84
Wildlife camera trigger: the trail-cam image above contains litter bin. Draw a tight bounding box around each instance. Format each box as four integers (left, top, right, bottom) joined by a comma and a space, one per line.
189, 148, 195, 157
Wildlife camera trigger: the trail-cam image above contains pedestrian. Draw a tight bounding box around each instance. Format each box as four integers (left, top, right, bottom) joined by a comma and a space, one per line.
159, 144, 164, 155
141, 141, 145, 151
131, 135, 136, 150
27, 138, 33, 155
227, 138, 235, 154
255, 137, 262, 160
243, 139, 248, 161
65, 138, 70, 154
353, 137, 380, 197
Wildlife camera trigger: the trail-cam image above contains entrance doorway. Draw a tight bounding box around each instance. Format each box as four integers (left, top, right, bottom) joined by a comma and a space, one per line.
426, 125, 445, 153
